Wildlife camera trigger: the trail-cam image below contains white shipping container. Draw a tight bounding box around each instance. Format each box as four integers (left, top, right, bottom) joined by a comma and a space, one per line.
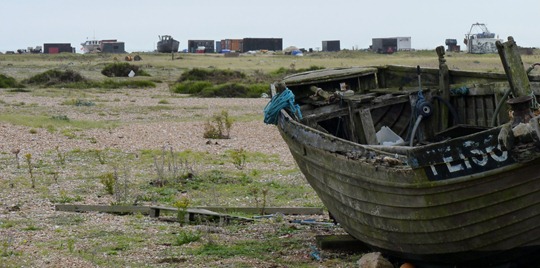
397, 37, 411, 51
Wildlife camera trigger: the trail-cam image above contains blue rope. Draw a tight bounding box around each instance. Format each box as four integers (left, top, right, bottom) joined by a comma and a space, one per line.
263, 88, 302, 125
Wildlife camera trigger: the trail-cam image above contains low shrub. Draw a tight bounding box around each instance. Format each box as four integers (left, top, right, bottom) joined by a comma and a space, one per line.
171, 67, 288, 98
203, 110, 233, 139
177, 68, 245, 84
171, 81, 213, 94
25, 69, 86, 86
0, 74, 24, 88
174, 230, 201, 246
101, 62, 150, 77
99, 172, 116, 195
35, 79, 156, 89
200, 83, 248, 98
172, 82, 268, 98
98, 79, 155, 89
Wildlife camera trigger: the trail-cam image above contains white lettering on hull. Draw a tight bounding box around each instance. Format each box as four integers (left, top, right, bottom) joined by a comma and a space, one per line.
430, 142, 508, 176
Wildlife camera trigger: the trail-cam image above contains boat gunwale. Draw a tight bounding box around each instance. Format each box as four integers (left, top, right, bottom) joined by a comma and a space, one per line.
279, 109, 535, 188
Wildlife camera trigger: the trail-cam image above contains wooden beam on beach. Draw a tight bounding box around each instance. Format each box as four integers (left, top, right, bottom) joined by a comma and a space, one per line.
193, 206, 325, 215
55, 204, 253, 223
54, 204, 323, 221
148, 206, 253, 223
55, 204, 151, 214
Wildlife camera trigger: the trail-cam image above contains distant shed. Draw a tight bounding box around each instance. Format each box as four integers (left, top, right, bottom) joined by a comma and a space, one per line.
322, 40, 340, 52
242, 38, 282, 53
188, 40, 215, 53
215, 41, 222, 53
220, 39, 243, 52
43, 43, 74, 54
101, 42, 125, 53
371, 37, 411, 53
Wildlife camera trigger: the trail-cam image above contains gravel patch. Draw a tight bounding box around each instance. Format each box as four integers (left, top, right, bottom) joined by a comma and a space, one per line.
0, 85, 349, 267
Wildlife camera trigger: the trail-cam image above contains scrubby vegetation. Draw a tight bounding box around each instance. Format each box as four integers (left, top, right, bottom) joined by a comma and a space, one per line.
171, 66, 325, 98
0, 74, 25, 88
177, 68, 246, 84
23, 69, 155, 89
270, 65, 325, 77
203, 110, 233, 139
171, 68, 267, 97
72, 79, 156, 89
24, 69, 86, 86
101, 62, 150, 77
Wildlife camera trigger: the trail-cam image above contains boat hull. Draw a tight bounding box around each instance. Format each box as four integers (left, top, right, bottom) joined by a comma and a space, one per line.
277, 110, 540, 266
157, 40, 180, 53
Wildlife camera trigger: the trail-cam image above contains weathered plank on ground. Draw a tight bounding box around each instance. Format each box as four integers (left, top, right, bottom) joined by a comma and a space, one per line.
55, 204, 151, 214
55, 204, 320, 221
149, 206, 253, 222
55, 204, 253, 223
193, 206, 325, 215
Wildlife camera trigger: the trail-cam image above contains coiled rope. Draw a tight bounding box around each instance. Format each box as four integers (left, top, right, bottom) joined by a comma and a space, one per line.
263, 88, 302, 125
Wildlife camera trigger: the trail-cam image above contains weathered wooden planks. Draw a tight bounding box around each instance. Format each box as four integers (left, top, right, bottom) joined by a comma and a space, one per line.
496, 36, 531, 97
54, 204, 323, 217
55, 204, 151, 214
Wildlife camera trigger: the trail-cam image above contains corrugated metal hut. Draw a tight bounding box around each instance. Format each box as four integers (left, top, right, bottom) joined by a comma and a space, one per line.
371, 37, 411, 53
221, 39, 243, 52
43, 43, 74, 54
216, 41, 222, 53
322, 40, 340, 52
242, 38, 282, 53
187, 40, 215, 53
101, 42, 125, 53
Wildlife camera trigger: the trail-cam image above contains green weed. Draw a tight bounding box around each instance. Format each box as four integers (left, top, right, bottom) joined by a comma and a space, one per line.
230, 148, 247, 170
94, 149, 106, 164
152, 146, 194, 187
55, 146, 66, 165
67, 238, 75, 253
24, 153, 34, 188
99, 172, 116, 195
61, 98, 95, 106
51, 115, 70, 121
51, 190, 83, 204
174, 229, 201, 246
203, 110, 233, 139
173, 196, 191, 224
0, 237, 21, 257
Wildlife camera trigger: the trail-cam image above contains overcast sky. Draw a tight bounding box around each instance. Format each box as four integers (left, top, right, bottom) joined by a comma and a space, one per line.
1, 0, 539, 53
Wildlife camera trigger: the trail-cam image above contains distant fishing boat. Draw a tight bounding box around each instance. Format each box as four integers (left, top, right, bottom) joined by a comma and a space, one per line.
80, 39, 118, 53
464, 22, 502, 54
266, 37, 540, 267
157, 35, 179, 53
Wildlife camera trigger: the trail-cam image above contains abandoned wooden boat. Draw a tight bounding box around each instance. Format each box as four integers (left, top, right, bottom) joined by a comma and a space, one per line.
266, 37, 540, 267
157, 35, 180, 53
